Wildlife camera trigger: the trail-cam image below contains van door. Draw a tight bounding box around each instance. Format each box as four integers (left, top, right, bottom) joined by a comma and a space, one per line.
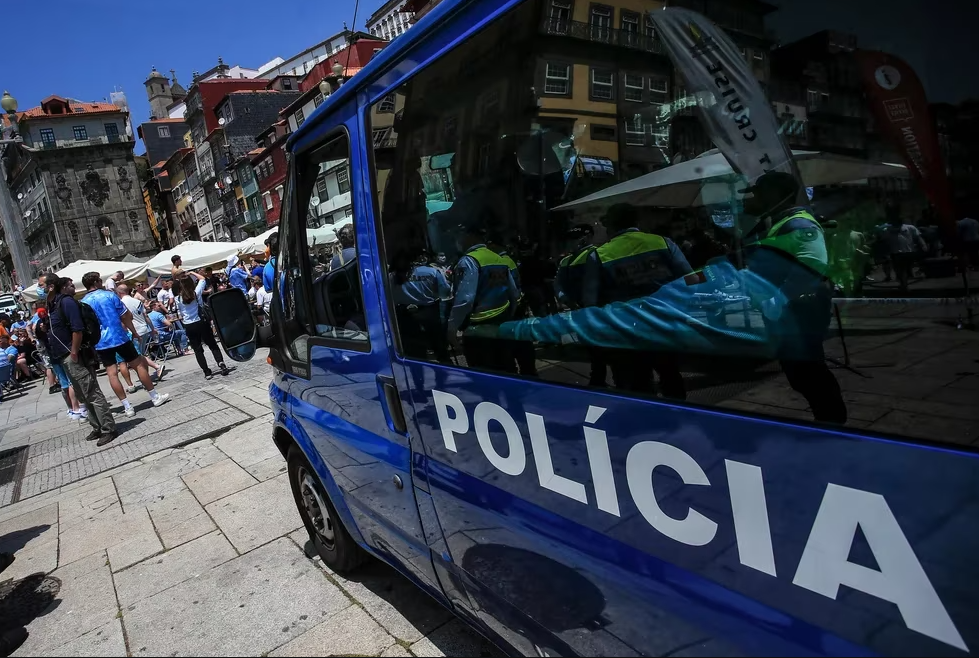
363, 2, 977, 655
276, 116, 440, 596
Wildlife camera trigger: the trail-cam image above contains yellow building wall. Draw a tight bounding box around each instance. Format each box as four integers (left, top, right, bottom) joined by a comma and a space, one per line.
540, 65, 620, 161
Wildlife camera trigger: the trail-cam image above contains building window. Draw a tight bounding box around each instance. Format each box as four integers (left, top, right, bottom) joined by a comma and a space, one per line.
753, 50, 764, 61
739, 46, 747, 59
296, 107, 306, 127
72, 125, 88, 141
589, 5, 612, 43
649, 76, 669, 94
378, 94, 396, 113
157, 125, 170, 138
263, 191, 273, 210
621, 10, 640, 47
223, 104, 234, 123
590, 68, 614, 101
372, 48, 383, 60
313, 92, 325, 108
105, 123, 119, 139
624, 74, 644, 102
373, 128, 391, 148
283, 78, 293, 90
624, 116, 644, 146
336, 167, 350, 194
267, 158, 276, 176
590, 124, 617, 141
544, 62, 570, 95
275, 184, 284, 201
547, 0, 571, 33
39, 128, 55, 145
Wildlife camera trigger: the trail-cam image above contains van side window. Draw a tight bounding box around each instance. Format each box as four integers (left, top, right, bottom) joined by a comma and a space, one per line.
275, 166, 311, 361
297, 136, 368, 344
366, 0, 976, 449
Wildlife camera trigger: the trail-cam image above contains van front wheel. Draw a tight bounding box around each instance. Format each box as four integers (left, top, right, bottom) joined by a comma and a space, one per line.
287, 446, 365, 573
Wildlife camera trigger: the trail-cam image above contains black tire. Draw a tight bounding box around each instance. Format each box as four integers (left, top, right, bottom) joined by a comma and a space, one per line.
287, 445, 365, 573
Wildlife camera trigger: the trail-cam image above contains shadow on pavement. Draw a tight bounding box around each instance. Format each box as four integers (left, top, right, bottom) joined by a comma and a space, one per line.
0, 526, 51, 556
0, 572, 62, 631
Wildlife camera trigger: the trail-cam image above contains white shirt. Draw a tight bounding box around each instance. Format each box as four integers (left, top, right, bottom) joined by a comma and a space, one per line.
175, 279, 207, 324
256, 286, 272, 313
157, 288, 174, 306
105, 278, 117, 291
247, 287, 257, 302
120, 295, 150, 336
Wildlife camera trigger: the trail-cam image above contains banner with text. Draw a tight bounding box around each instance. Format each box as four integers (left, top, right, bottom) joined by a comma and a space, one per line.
854, 50, 954, 225
649, 7, 801, 198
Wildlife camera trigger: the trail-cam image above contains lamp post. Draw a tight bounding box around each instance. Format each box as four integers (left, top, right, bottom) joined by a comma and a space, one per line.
0, 91, 35, 289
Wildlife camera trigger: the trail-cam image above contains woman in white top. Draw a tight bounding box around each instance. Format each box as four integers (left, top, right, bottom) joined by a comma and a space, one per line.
175, 272, 229, 379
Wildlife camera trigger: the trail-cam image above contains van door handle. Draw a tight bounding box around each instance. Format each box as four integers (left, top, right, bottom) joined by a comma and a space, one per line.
377, 374, 408, 435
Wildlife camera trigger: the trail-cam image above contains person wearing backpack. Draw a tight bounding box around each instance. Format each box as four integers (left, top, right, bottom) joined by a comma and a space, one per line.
81, 272, 170, 419
45, 276, 117, 446
175, 271, 230, 379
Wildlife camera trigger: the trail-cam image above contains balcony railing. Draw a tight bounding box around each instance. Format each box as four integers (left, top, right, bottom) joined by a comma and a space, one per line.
540, 17, 662, 54
24, 210, 52, 240
35, 134, 131, 150
232, 208, 267, 228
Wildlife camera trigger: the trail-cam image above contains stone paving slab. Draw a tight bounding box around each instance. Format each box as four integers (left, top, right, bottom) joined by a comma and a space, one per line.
144, 487, 216, 550
182, 458, 258, 506
123, 538, 351, 657
204, 473, 302, 553
268, 603, 398, 657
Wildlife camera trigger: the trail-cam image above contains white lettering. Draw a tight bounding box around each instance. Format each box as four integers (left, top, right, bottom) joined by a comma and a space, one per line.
584, 406, 620, 516
793, 484, 966, 651
526, 413, 587, 504
432, 390, 468, 452
626, 441, 717, 546
726, 460, 776, 576
473, 402, 526, 476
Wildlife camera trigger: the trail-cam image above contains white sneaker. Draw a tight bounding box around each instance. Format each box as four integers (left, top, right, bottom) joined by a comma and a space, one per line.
67, 410, 79, 420
78, 409, 89, 420
124, 406, 136, 418
152, 393, 171, 407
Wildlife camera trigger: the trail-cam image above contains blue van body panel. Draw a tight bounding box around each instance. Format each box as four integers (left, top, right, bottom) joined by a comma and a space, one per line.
273, 0, 978, 655
403, 361, 978, 656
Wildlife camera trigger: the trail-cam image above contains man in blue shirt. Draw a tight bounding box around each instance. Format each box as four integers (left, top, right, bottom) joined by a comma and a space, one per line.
226, 256, 251, 294
249, 258, 265, 279
45, 275, 117, 445
148, 301, 189, 353
81, 272, 170, 418
262, 232, 278, 294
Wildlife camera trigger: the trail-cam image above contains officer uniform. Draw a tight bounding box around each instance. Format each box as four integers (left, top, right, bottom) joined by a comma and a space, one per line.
495, 249, 537, 377
446, 244, 519, 372
745, 205, 846, 424
581, 221, 693, 398
392, 262, 451, 363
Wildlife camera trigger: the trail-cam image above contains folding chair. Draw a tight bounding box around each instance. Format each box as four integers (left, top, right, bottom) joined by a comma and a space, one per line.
0, 362, 14, 400
147, 332, 177, 370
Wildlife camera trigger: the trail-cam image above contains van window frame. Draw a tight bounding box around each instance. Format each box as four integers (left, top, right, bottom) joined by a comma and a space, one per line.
282, 124, 372, 370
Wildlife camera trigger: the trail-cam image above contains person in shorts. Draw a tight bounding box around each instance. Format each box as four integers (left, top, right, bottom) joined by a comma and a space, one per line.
80, 272, 170, 418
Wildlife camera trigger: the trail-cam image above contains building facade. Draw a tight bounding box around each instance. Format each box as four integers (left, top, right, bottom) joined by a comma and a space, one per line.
366, 0, 414, 40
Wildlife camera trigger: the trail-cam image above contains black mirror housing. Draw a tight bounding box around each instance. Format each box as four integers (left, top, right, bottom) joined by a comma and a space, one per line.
209, 289, 258, 362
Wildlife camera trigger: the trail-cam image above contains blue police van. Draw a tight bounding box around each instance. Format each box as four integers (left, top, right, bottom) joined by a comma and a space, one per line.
208, 0, 979, 654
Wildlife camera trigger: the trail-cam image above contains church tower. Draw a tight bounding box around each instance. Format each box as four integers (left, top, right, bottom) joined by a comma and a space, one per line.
144, 66, 172, 119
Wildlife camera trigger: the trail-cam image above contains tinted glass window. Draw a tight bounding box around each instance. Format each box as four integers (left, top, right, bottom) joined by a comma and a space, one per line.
368, 0, 978, 448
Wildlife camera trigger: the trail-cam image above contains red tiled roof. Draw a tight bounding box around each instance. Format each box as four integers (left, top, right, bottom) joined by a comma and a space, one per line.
152, 160, 168, 170
19, 101, 122, 119
147, 117, 186, 123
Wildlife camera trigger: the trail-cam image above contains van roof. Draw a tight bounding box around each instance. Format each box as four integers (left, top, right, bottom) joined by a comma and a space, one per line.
288, 0, 468, 150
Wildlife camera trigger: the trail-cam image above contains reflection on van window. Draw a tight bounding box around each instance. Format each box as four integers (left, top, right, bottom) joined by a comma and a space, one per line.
368, 0, 978, 448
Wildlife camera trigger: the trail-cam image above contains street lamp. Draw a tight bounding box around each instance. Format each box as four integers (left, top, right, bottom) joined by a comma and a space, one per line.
318, 79, 332, 96
0, 91, 16, 116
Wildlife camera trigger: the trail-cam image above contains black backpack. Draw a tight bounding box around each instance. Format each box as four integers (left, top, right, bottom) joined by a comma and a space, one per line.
77, 300, 102, 349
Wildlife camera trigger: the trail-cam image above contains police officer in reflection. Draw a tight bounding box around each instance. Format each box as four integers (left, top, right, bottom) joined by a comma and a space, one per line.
446, 216, 520, 372
391, 249, 451, 363
580, 204, 692, 398
739, 171, 847, 424
489, 233, 537, 377
555, 224, 608, 387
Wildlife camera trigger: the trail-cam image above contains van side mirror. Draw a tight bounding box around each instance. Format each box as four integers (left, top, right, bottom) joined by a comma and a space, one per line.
209, 288, 260, 361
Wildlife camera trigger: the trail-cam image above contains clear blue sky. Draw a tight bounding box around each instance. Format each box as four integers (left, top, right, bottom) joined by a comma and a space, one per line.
4, 0, 366, 153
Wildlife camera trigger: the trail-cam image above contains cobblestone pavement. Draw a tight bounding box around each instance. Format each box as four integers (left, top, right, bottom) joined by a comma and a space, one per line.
0, 353, 501, 656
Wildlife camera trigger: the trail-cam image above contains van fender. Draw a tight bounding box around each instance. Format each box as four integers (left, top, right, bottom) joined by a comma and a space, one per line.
274, 413, 368, 548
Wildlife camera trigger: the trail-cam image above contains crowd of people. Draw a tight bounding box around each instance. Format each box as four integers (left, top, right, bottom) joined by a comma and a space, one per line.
1, 240, 280, 448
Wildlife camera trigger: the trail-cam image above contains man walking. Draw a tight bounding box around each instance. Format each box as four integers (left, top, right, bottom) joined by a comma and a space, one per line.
81, 272, 170, 419
45, 276, 118, 446
116, 284, 165, 380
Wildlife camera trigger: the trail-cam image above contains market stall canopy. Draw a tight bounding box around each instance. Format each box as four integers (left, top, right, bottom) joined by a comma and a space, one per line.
552, 150, 909, 212
21, 259, 150, 302
238, 228, 278, 255
145, 242, 245, 278
239, 225, 340, 255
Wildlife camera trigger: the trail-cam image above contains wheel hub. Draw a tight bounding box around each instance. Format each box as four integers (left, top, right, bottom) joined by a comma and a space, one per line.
299, 469, 335, 547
